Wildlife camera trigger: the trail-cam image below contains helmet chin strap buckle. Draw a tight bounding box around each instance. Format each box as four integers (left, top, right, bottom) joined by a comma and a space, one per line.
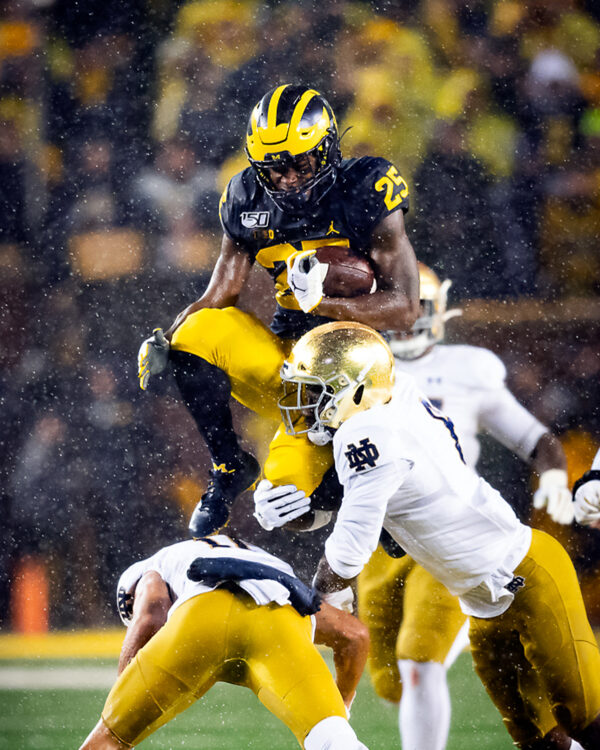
308, 425, 333, 446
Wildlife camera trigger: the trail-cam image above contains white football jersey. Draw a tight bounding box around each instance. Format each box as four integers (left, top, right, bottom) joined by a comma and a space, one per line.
394, 345, 547, 468
117, 535, 299, 619
325, 371, 532, 618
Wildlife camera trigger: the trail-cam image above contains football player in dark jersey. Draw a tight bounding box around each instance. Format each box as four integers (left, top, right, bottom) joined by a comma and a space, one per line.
138, 84, 419, 538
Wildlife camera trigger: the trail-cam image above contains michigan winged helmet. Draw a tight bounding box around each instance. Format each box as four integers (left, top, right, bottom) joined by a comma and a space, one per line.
279, 322, 395, 445
245, 84, 342, 212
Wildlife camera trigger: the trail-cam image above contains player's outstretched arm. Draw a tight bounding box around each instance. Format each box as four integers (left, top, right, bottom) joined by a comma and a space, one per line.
313, 556, 356, 613
164, 234, 253, 339
79, 572, 170, 749
531, 432, 573, 525
315, 210, 420, 332
137, 235, 252, 390
314, 602, 370, 714
117, 571, 171, 674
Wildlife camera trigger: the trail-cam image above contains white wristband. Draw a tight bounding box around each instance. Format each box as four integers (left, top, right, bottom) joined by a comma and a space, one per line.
319, 586, 354, 614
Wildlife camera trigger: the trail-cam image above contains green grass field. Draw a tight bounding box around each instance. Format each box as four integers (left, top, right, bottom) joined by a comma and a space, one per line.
0, 652, 513, 749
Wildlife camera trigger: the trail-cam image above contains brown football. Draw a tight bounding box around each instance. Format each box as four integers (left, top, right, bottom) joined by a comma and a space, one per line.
316, 246, 376, 297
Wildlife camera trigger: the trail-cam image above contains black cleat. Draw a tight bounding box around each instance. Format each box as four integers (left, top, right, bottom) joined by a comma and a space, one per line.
189, 452, 261, 537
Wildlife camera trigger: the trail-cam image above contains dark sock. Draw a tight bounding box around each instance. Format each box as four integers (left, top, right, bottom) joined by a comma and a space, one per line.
170, 350, 242, 466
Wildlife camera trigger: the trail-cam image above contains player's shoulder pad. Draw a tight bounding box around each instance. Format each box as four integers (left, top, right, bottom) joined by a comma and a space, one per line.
334, 405, 395, 479
441, 344, 507, 388
219, 167, 259, 232
339, 156, 409, 215
339, 155, 403, 186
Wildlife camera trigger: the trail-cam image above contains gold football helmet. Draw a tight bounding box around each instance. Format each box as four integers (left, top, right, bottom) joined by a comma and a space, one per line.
279, 322, 395, 445
245, 84, 341, 212
389, 263, 462, 360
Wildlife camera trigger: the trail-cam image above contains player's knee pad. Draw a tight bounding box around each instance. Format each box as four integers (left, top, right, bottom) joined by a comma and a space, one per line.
398, 659, 448, 696
304, 716, 368, 750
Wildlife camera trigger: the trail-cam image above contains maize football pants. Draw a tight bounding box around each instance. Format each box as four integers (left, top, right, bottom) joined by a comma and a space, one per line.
170, 307, 334, 494
102, 590, 347, 746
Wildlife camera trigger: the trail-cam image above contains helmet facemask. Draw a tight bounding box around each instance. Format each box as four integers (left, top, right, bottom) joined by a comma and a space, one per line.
279, 367, 357, 446
117, 586, 134, 626
250, 137, 339, 213
279, 322, 395, 445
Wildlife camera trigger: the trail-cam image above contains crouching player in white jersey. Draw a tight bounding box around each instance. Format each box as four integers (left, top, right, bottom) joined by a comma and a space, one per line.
79, 534, 370, 750
272, 321, 600, 750
356, 263, 573, 750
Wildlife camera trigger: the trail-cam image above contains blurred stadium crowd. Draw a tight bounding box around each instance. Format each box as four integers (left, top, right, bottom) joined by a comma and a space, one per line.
1, 0, 600, 629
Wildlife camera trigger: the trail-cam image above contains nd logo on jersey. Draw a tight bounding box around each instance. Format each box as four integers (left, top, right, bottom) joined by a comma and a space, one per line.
345, 438, 380, 472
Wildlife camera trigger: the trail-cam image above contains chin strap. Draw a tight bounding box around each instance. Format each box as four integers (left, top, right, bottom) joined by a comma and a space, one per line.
308, 425, 333, 446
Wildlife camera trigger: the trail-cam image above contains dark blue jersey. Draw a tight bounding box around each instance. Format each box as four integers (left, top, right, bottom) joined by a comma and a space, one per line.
219, 156, 409, 339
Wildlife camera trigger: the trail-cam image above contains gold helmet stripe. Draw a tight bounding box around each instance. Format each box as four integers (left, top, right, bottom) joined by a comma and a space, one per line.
256, 86, 330, 154
288, 89, 320, 131
246, 84, 340, 178
284, 89, 330, 155
262, 84, 289, 145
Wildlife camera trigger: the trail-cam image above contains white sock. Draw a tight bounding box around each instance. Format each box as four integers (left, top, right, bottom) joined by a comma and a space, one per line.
304, 715, 368, 750
398, 660, 451, 750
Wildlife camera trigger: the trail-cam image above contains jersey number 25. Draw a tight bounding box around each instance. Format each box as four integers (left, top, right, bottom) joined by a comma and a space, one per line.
374, 166, 409, 211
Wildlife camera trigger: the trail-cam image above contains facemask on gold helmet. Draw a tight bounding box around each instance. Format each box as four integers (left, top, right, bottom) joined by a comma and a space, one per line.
279, 322, 395, 445
389, 263, 462, 360
245, 84, 341, 213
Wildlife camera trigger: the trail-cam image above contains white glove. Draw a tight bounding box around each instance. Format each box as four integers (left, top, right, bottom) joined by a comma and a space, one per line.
533, 469, 574, 524
573, 479, 600, 526
319, 586, 355, 614
253, 479, 311, 531
286, 249, 328, 313
138, 328, 170, 390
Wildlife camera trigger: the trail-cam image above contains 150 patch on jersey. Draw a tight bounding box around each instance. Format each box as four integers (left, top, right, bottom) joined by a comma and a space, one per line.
345, 438, 380, 472
241, 211, 270, 228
